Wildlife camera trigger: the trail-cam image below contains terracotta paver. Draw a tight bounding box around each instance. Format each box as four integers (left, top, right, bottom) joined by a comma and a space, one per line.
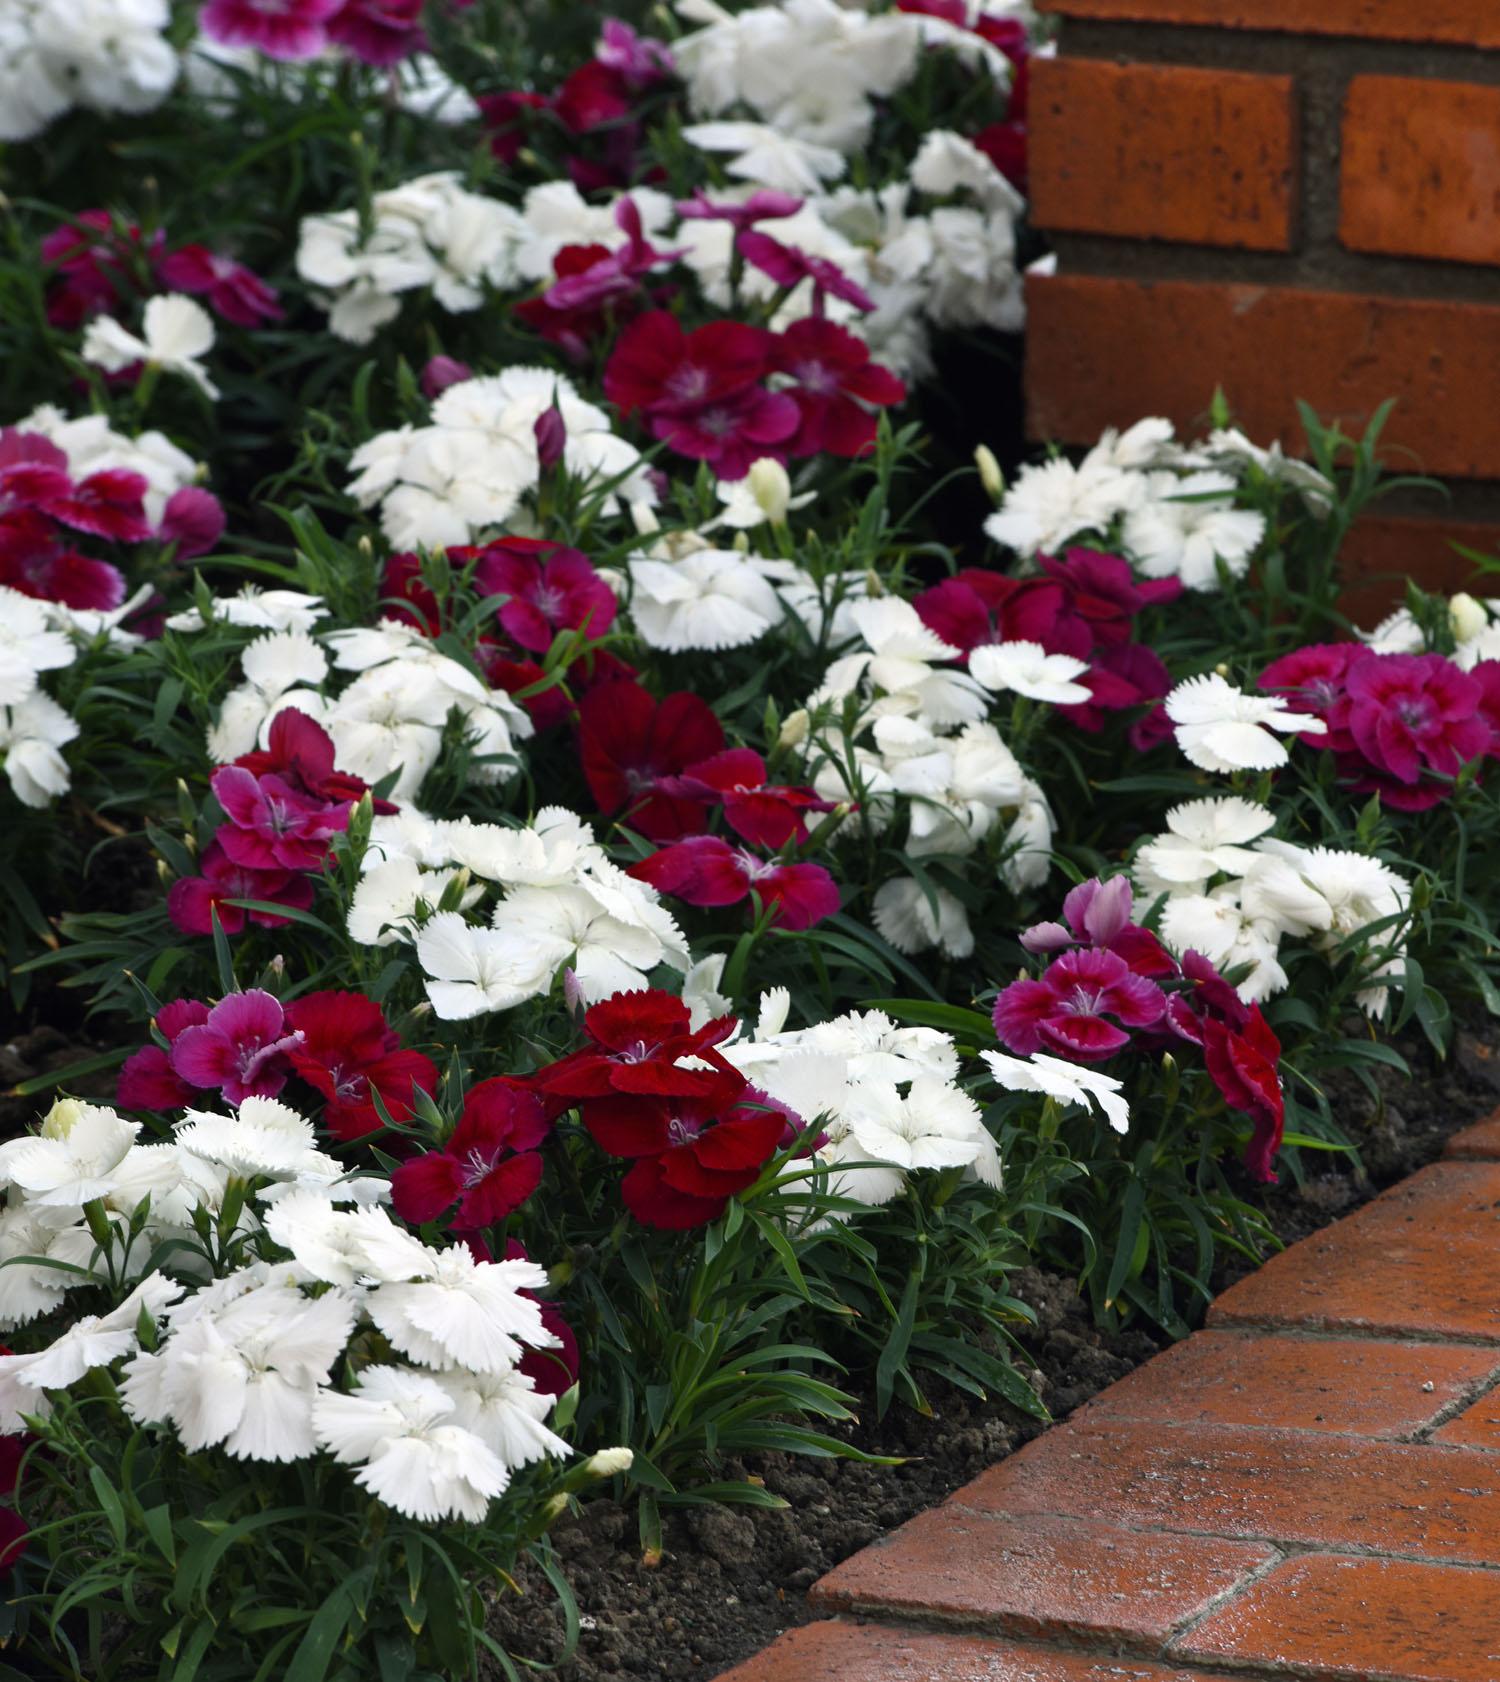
722, 1138, 1500, 1681
811, 1506, 1276, 1645
716, 1621, 1238, 1682
1446, 1116, 1500, 1161
1175, 1554, 1500, 1682
1435, 1384, 1500, 1451
958, 1419, 1500, 1564
1208, 1162, 1500, 1340
1075, 1329, 1498, 1439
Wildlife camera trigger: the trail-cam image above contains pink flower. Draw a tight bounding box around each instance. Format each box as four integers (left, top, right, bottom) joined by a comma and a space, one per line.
992, 947, 1167, 1062
541, 198, 682, 314
0, 515, 126, 611
596, 18, 674, 90
209, 767, 351, 871
158, 487, 225, 558
1343, 652, 1490, 809
391, 1079, 550, 1229
738, 232, 875, 313
325, 0, 426, 65
470, 537, 617, 655
675, 189, 804, 230
1020, 876, 1177, 977
604, 311, 798, 480
577, 680, 723, 841
768, 318, 905, 459
629, 836, 840, 931
166, 838, 317, 937
199, 0, 344, 60
1057, 643, 1173, 735
657, 748, 835, 849
1258, 642, 1365, 749
913, 572, 1073, 657
157, 245, 282, 328
117, 1000, 211, 1110
169, 989, 305, 1106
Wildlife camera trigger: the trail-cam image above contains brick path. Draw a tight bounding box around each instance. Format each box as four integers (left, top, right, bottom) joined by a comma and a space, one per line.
721, 1120, 1500, 1682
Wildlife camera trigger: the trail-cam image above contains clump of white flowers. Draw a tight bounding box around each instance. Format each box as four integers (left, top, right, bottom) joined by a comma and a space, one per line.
204, 615, 534, 801
0, 586, 81, 808
1133, 796, 1411, 1013
347, 367, 657, 550
350, 806, 690, 1017
297, 172, 527, 344
0, 0, 177, 143
984, 417, 1334, 589
723, 993, 999, 1207
0, 1093, 580, 1526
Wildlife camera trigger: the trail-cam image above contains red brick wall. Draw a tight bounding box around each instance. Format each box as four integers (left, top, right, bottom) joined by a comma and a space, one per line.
1027, 1, 1500, 596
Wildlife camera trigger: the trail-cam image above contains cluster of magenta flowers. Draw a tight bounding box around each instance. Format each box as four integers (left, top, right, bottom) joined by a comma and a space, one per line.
44, 211, 281, 333
168, 709, 382, 938
0, 427, 222, 611
993, 877, 1285, 1182
1260, 644, 1500, 810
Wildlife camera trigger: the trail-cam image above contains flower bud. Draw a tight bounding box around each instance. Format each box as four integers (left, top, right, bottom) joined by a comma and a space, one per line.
542, 1493, 569, 1522
534, 403, 567, 472
1450, 591, 1487, 643
41, 1097, 85, 1140
745, 457, 793, 524
587, 1447, 634, 1477
974, 444, 1004, 502
420, 355, 473, 401
777, 708, 810, 750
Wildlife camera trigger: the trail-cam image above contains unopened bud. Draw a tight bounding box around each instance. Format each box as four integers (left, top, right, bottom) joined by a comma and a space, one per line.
534, 403, 567, 472
41, 1098, 85, 1140
357, 535, 373, 560
974, 444, 1004, 502
420, 355, 473, 401
268, 954, 285, 977
1450, 591, 1487, 643
778, 708, 810, 750
586, 1447, 634, 1477
745, 457, 793, 524
542, 1493, 569, 1522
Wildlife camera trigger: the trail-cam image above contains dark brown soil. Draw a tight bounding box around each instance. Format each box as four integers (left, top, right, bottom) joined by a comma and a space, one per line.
487, 1021, 1500, 1682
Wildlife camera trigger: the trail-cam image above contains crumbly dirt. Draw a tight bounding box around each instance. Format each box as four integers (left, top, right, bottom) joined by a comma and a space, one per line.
487, 1020, 1500, 1682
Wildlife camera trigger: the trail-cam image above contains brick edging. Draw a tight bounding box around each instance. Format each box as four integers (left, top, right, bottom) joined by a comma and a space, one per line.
717, 1111, 1500, 1680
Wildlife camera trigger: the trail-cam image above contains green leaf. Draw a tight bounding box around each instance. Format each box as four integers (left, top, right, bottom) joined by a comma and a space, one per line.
1104, 1176, 1146, 1308
860, 998, 995, 1040
287, 1573, 372, 1682
874, 1269, 921, 1419
8, 1045, 129, 1097
87, 1465, 126, 1548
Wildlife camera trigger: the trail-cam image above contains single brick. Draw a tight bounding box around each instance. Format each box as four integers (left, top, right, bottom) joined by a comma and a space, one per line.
714, 1620, 1229, 1682
1208, 1162, 1500, 1340
1030, 58, 1297, 251
1045, 0, 1500, 47
959, 1419, 1500, 1564
1446, 1114, 1500, 1161
1175, 1554, 1500, 1681
1026, 274, 1500, 481
1077, 1329, 1499, 1439
1343, 78, 1500, 265
1435, 1387, 1500, 1451
810, 1505, 1275, 1645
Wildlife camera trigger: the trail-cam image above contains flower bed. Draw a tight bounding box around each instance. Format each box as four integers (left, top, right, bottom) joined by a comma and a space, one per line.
2, 4, 1499, 1680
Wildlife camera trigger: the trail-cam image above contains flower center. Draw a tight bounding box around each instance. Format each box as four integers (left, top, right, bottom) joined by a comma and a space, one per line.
461, 1145, 501, 1187
666, 366, 710, 404
1395, 696, 1431, 730
793, 358, 836, 394
1064, 985, 1106, 1016
530, 582, 565, 620
666, 1114, 702, 1147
